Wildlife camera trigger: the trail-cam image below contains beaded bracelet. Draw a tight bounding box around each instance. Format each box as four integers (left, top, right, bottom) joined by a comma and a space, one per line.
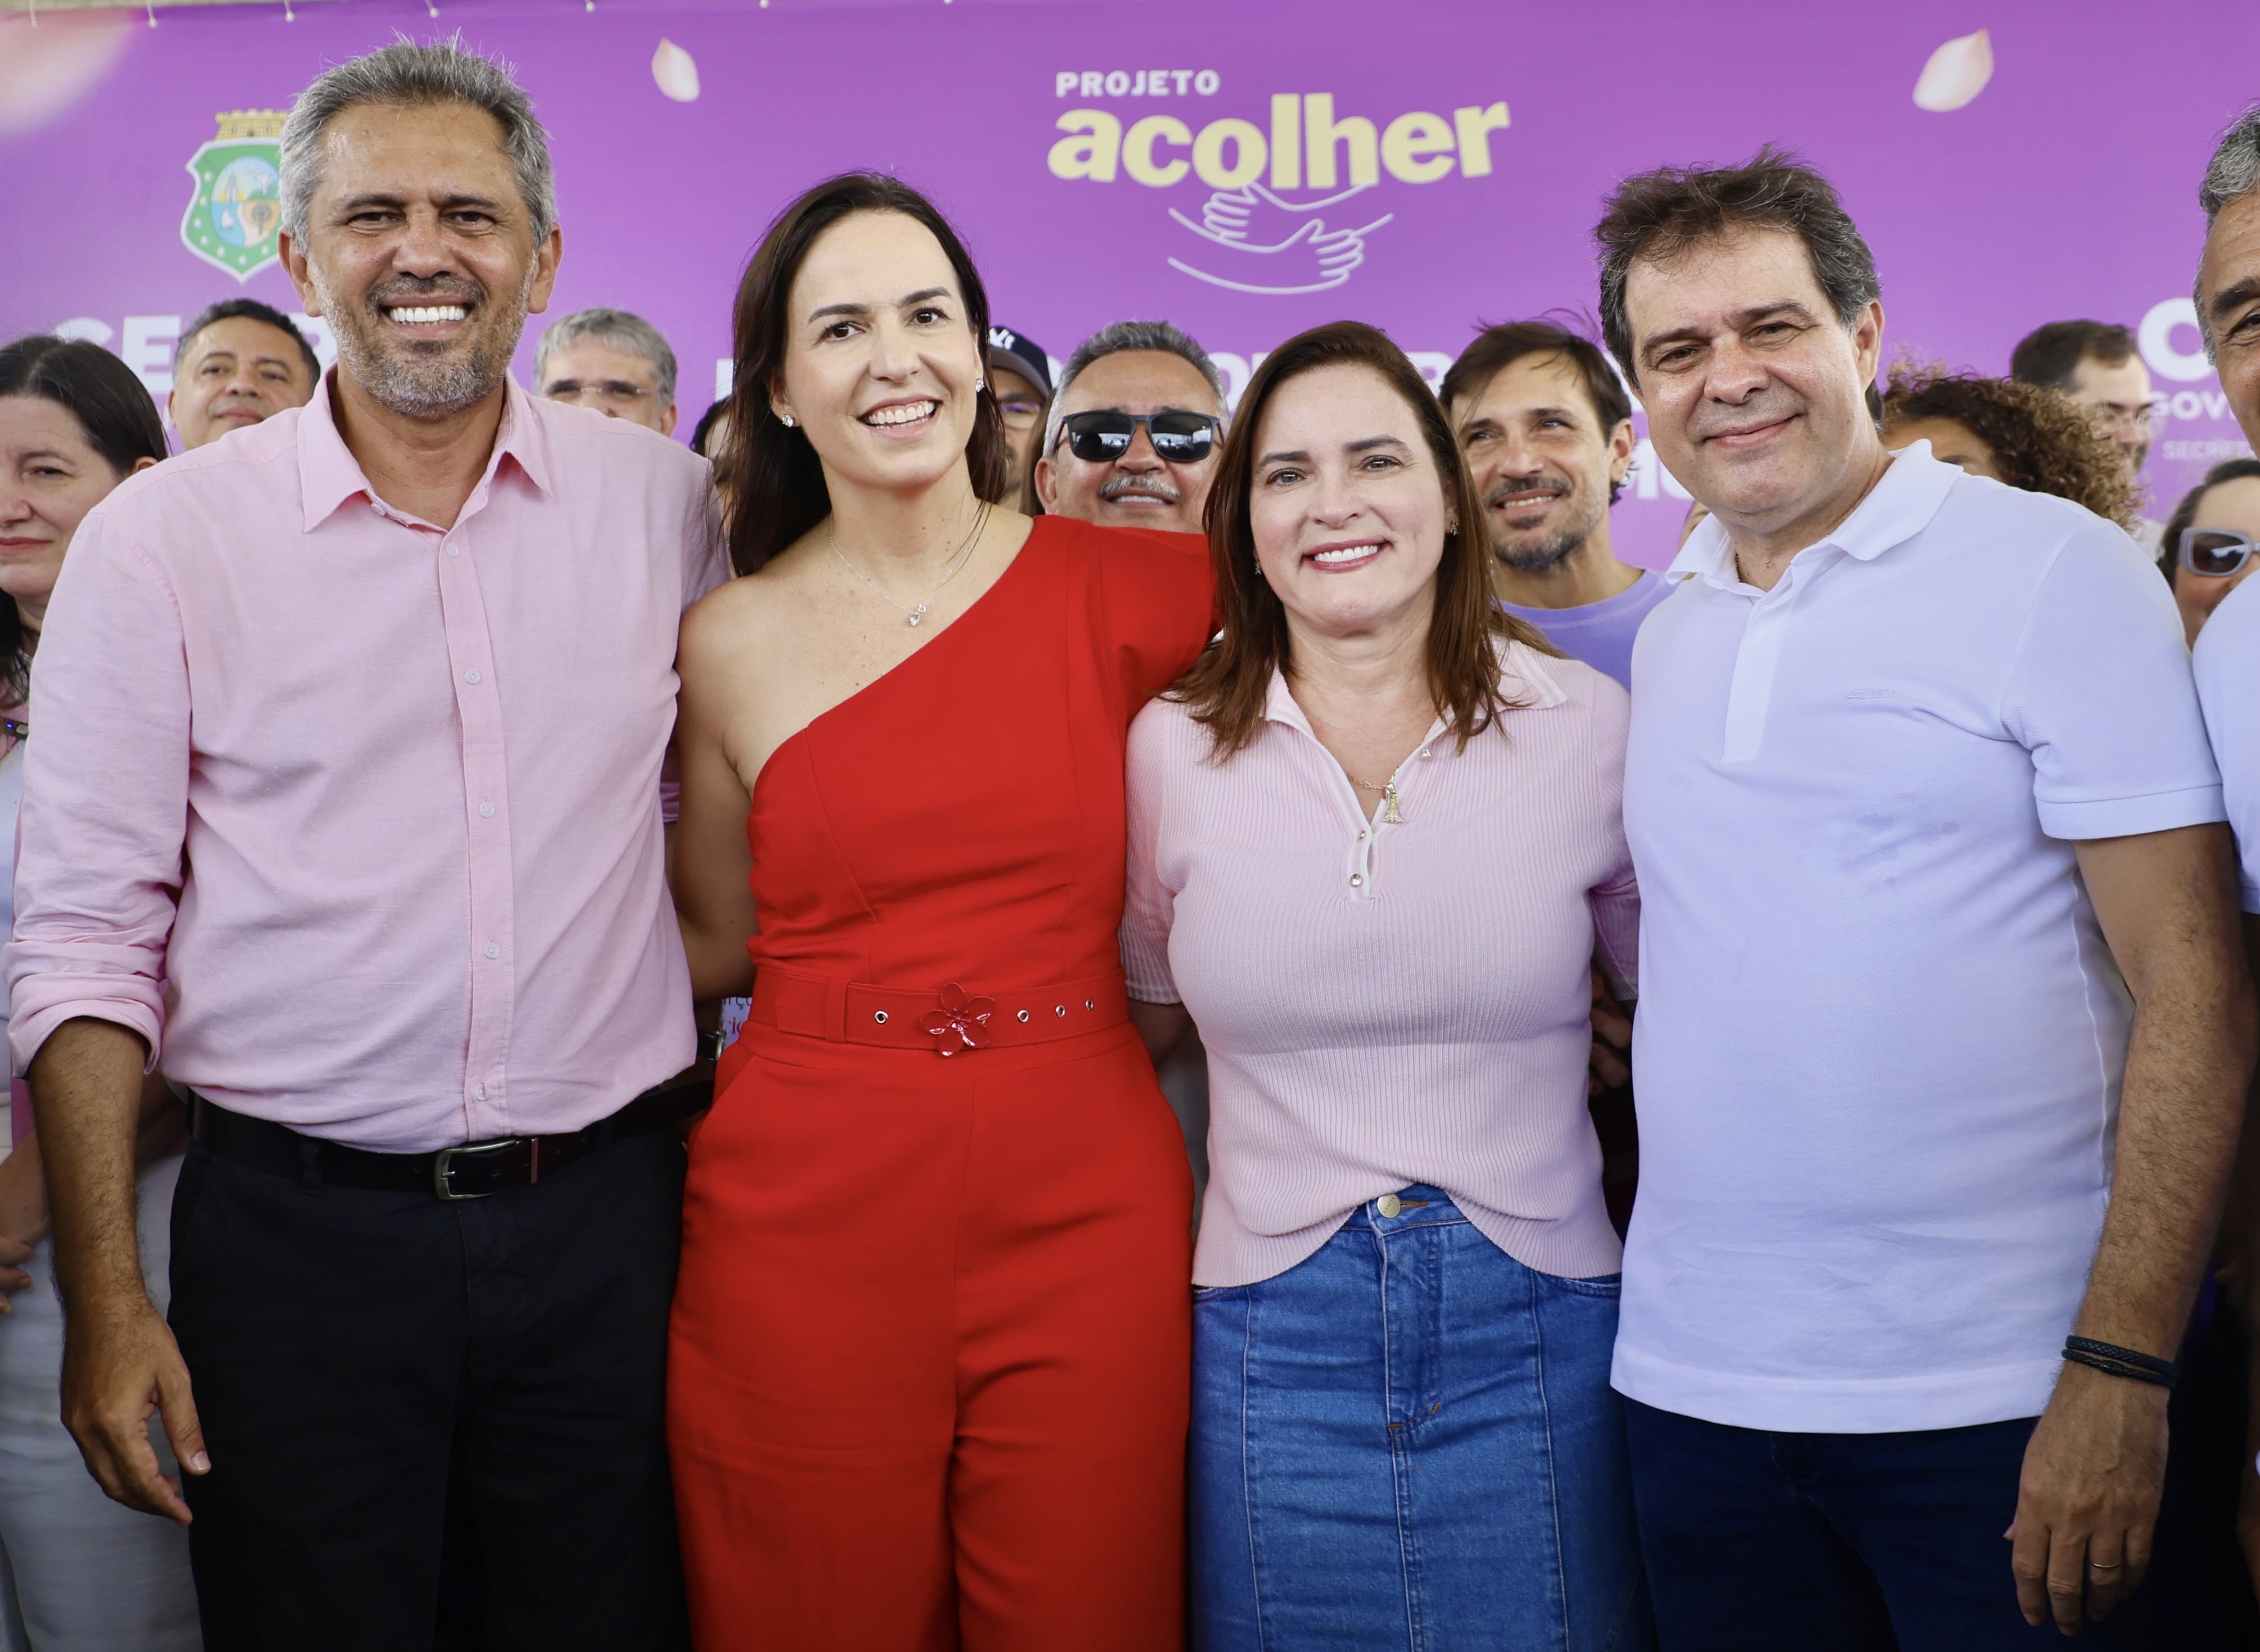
2062, 1336, 2179, 1390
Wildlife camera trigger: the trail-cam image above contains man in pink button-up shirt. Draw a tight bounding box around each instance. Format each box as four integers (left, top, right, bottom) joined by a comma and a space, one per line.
7, 43, 721, 1650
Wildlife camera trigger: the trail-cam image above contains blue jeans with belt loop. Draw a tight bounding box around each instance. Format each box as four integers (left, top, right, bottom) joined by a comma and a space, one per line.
1190, 1187, 1653, 1651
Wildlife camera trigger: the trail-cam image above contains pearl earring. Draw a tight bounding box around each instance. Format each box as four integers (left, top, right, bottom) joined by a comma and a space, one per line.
976, 378, 986, 392
781, 414, 794, 428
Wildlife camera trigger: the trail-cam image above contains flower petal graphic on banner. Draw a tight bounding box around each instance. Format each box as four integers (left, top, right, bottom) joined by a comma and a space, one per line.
0, 12, 134, 137
1913, 28, 1992, 112
652, 38, 701, 103
1167, 183, 1394, 296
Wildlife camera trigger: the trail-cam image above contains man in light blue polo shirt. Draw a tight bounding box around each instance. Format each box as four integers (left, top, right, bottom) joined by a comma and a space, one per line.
1442, 320, 1670, 690
1603, 147, 2255, 1648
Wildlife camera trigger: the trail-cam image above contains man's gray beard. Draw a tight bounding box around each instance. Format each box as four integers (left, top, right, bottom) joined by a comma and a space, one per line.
319, 269, 532, 420
1491, 488, 1605, 572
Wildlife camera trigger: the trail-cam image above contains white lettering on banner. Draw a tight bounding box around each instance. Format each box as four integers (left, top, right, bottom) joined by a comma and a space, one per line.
1052, 95, 1509, 189
1631, 439, 1692, 501
1406, 351, 1453, 392
1206, 348, 1453, 414
123, 315, 182, 398
1056, 69, 1219, 98
49, 314, 337, 419
1050, 90, 1506, 297
2139, 297, 2213, 383
2165, 438, 2255, 463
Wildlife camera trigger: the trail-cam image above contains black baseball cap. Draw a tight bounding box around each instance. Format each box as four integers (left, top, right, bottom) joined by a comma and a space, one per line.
985, 325, 1053, 397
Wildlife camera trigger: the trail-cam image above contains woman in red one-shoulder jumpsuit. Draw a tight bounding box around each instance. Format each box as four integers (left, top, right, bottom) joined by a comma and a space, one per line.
666, 174, 1213, 1650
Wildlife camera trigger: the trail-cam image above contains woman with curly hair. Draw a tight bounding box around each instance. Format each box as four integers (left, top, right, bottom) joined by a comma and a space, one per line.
1881, 361, 2139, 529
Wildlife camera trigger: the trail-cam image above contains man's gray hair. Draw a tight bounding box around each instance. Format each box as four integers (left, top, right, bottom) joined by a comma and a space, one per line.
280, 38, 555, 247
535, 307, 678, 406
1045, 319, 1225, 454
2196, 105, 2260, 359
2201, 106, 2260, 227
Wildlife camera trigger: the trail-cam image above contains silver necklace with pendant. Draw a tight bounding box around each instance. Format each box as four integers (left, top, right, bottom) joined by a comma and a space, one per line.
828, 499, 990, 628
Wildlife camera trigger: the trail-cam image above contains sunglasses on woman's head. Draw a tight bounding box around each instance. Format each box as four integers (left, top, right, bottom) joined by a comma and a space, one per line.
2180, 526, 2258, 578
1056, 409, 1220, 465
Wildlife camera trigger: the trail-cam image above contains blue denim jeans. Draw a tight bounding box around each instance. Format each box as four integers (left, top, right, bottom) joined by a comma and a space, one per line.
1191, 1188, 1652, 1651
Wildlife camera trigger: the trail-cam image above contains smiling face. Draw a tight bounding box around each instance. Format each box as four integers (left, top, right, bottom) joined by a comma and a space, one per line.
1452, 350, 1633, 572
1885, 414, 2002, 481
283, 99, 559, 421
0, 394, 137, 635
1035, 348, 1224, 533
2173, 473, 2260, 641
168, 315, 316, 450
2202, 189, 2260, 454
1626, 226, 1885, 537
771, 210, 984, 499
1248, 363, 1453, 645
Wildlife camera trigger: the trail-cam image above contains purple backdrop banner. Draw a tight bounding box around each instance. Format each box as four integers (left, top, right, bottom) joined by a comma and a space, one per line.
4, 0, 2256, 566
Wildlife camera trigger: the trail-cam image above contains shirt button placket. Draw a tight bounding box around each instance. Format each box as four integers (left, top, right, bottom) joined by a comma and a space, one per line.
436, 515, 515, 1133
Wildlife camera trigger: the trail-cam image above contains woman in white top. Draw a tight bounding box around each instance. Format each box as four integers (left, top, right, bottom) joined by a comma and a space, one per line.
1123, 323, 1651, 1651
0, 336, 199, 1652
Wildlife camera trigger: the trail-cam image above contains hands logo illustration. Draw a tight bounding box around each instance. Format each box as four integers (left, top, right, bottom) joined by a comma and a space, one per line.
1167, 182, 1394, 295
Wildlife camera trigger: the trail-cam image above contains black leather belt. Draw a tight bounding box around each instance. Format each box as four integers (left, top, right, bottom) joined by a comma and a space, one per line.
186, 1066, 714, 1201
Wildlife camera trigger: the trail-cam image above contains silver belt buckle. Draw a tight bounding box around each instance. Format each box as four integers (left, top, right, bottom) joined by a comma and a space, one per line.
433, 1137, 529, 1201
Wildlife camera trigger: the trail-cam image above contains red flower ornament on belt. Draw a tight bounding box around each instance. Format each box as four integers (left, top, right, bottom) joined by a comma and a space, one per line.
921, 982, 995, 1056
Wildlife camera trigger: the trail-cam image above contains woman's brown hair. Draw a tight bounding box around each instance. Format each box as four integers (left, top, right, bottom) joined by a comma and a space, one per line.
716, 173, 1010, 576
1174, 320, 1555, 759
1879, 360, 2138, 529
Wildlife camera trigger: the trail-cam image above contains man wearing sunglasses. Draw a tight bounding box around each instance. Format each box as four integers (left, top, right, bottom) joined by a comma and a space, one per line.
1032, 319, 1226, 536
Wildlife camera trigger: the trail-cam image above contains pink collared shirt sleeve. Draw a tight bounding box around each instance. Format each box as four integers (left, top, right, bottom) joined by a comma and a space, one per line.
7, 505, 187, 1072
5, 389, 710, 1152
659, 468, 730, 826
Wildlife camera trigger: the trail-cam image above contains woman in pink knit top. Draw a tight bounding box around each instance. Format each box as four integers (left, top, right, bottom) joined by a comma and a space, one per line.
1124, 323, 1652, 1651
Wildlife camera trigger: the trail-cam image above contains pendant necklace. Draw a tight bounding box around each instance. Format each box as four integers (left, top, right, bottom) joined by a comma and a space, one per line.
1349, 773, 1404, 825
828, 499, 991, 628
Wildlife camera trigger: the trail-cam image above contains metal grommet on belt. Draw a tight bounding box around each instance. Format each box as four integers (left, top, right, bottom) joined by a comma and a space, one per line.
1054, 1004, 1066, 1017
874, 1010, 889, 1024
1016, 1009, 1030, 1023
1085, 999, 1095, 1010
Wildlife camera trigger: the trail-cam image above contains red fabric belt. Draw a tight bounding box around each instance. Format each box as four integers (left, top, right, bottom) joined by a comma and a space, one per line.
748, 968, 1131, 1056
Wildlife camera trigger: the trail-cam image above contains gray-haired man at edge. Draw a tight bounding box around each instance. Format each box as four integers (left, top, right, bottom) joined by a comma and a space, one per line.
11, 42, 719, 1650
2189, 103, 2260, 1606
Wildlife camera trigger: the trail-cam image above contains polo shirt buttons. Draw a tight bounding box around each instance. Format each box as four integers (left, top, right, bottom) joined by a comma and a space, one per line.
464, 669, 482, 685
478, 802, 494, 818
474, 1083, 486, 1101
483, 943, 500, 959
446, 544, 461, 557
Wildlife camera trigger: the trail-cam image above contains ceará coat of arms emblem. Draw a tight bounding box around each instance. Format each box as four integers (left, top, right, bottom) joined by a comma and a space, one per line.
181, 110, 288, 282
